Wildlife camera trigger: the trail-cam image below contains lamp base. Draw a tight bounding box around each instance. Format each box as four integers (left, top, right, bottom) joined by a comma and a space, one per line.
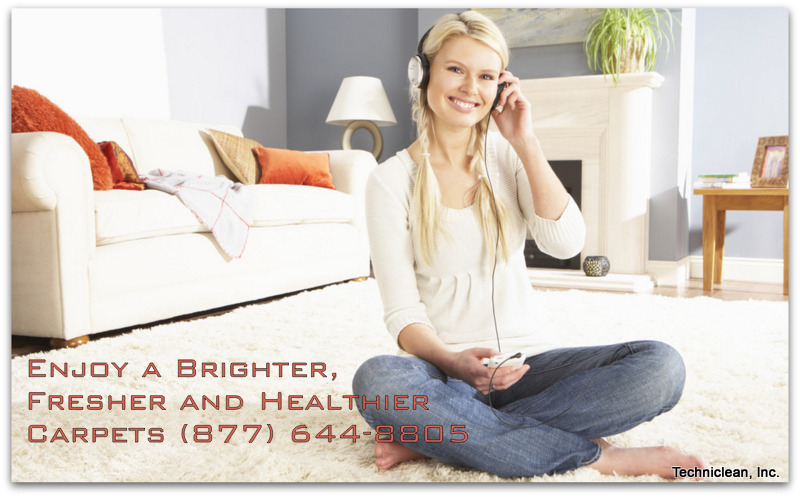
341, 120, 383, 160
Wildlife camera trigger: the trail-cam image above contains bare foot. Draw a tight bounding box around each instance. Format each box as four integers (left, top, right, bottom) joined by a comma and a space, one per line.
588, 444, 706, 480
374, 440, 428, 470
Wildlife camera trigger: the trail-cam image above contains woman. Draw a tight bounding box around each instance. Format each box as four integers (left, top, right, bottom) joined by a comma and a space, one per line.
353, 11, 704, 479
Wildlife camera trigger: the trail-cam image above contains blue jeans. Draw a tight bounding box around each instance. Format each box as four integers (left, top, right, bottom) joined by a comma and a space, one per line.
351, 340, 685, 477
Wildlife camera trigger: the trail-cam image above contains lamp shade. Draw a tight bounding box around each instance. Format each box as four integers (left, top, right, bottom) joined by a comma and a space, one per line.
325, 76, 397, 127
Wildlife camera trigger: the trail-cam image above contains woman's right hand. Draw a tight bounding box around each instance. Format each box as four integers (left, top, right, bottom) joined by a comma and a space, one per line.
397, 324, 529, 395
447, 348, 529, 395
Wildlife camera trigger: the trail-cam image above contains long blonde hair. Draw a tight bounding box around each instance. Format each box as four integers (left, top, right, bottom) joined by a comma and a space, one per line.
411, 11, 512, 266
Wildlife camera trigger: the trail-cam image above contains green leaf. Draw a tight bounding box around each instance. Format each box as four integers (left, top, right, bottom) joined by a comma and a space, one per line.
584, 8, 678, 84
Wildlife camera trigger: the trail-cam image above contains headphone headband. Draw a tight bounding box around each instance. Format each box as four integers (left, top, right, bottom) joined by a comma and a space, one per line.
417, 26, 433, 55
408, 26, 433, 90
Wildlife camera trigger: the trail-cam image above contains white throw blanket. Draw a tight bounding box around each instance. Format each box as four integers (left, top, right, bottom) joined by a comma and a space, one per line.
142, 170, 252, 258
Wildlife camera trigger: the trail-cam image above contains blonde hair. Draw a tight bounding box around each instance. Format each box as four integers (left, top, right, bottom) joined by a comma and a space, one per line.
411, 11, 512, 266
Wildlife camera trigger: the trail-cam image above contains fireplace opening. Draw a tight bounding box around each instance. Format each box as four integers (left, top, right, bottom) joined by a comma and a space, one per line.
524, 160, 582, 270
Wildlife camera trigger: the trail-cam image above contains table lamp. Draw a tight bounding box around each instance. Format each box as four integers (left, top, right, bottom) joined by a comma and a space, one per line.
326, 76, 396, 160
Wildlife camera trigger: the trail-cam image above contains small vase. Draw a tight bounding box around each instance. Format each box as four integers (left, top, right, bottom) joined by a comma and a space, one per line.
619, 37, 645, 73
583, 256, 610, 277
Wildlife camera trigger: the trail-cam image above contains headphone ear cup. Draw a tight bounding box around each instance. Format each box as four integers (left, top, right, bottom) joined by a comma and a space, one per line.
408, 53, 429, 90
408, 56, 422, 88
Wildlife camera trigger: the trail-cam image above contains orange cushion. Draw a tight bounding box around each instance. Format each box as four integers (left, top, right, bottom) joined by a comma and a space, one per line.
11, 86, 113, 190
253, 147, 335, 190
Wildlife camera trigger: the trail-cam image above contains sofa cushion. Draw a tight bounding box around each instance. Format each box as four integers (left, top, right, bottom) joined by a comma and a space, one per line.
77, 117, 134, 153
250, 184, 354, 227
94, 189, 205, 246
206, 129, 261, 185
11, 86, 113, 190
94, 185, 355, 246
254, 147, 335, 190
121, 117, 241, 179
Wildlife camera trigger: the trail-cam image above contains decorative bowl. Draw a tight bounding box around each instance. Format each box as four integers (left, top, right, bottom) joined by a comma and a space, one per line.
583, 255, 610, 277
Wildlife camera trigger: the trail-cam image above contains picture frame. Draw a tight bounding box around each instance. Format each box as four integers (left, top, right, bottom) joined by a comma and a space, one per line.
750, 136, 789, 188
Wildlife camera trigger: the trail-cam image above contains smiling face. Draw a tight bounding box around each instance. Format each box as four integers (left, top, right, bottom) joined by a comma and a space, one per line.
425, 35, 503, 134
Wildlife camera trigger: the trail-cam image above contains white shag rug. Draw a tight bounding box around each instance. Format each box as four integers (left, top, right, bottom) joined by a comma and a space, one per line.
11, 279, 789, 483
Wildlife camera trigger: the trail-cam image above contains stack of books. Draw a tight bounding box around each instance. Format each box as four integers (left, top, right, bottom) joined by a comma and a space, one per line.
694, 172, 750, 189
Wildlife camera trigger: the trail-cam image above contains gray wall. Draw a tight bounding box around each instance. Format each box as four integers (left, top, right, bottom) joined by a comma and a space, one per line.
285, 9, 417, 159
163, 8, 788, 262
689, 8, 789, 259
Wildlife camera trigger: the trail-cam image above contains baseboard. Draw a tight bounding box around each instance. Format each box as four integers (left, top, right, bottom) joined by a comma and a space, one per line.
648, 256, 784, 286
528, 268, 654, 292
688, 256, 784, 284
647, 259, 692, 287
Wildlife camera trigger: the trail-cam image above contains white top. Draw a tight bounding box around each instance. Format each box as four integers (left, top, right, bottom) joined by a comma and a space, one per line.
366, 132, 586, 358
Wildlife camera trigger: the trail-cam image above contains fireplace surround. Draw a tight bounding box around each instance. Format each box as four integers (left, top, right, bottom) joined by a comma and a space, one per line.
518, 72, 663, 291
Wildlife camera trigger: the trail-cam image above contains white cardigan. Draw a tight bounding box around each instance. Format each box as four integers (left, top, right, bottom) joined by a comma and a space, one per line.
366, 133, 586, 358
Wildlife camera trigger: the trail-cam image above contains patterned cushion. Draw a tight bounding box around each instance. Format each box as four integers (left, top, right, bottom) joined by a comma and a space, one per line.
98, 141, 145, 191
206, 128, 262, 185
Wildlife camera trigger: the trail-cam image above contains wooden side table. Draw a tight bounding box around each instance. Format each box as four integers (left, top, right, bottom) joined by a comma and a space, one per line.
694, 187, 788, 295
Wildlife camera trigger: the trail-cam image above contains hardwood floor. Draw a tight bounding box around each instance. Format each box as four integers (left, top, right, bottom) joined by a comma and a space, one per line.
10, 278, 788, 358
645, 278, 788, 302
544, 278, 790, 303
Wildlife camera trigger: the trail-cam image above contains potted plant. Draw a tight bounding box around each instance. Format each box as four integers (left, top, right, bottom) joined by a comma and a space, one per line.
584, 8, 677, 84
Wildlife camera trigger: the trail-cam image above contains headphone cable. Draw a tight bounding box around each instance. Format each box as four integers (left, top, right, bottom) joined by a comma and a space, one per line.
482, 112, 502, 355
481, 108, 605, 430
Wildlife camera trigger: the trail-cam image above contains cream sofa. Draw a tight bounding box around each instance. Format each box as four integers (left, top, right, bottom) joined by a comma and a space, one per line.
11, 117, 376, 346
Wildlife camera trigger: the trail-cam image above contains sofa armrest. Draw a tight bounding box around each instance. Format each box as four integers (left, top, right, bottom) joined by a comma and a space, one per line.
325, 149, 376, 195
12, 132, 93, 212
11, 132, 95, 339
318, 149, 377, 234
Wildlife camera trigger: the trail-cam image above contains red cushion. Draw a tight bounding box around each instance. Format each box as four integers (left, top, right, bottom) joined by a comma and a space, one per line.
11, 86, 113, 190
253, 147, 335, 190
98, 141, 145, 191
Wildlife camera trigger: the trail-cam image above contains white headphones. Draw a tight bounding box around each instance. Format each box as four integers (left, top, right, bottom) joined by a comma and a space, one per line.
408, 27, 433, 90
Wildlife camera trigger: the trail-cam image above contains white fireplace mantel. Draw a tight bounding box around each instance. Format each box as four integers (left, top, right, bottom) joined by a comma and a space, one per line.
519, 72, 663, 290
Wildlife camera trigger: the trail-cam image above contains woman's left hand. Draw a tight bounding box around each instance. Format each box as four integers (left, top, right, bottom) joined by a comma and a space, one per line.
491, 71, 536, 149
